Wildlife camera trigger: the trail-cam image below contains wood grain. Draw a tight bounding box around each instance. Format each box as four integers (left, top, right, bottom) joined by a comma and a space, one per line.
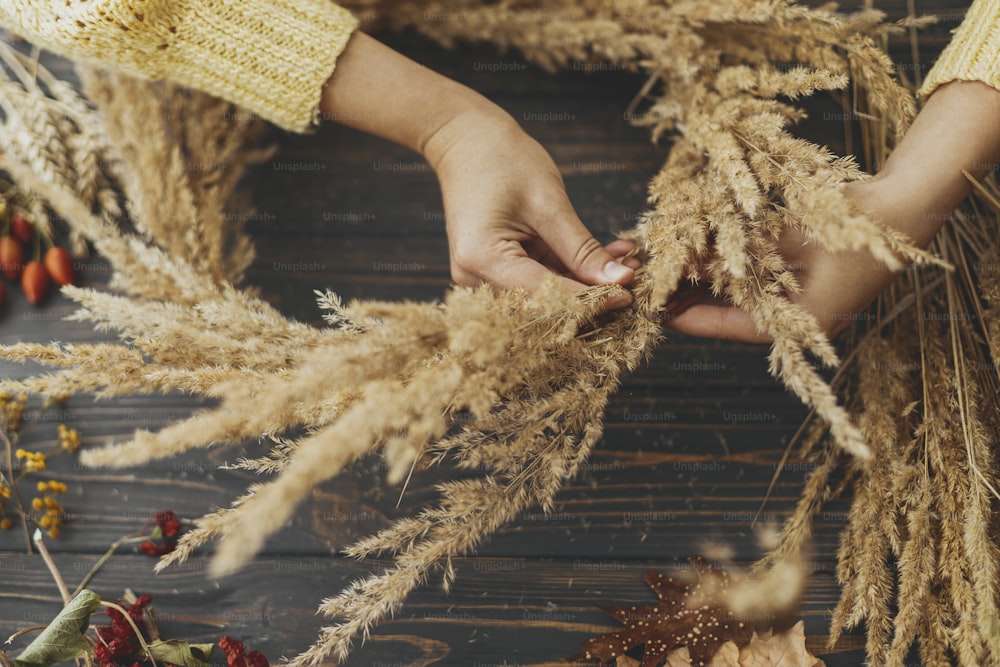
0, 7, 970, 665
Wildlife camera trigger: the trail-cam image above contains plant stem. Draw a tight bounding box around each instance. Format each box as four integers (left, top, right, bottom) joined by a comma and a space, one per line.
71, 535, 151, 599
33, 528, 70, 604
0, 424, 31, 554
4, 625, 47, 645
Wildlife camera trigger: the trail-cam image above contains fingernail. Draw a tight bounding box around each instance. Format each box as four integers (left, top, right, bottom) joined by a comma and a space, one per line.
603, 260, 632, 283
606, 291, 632, 311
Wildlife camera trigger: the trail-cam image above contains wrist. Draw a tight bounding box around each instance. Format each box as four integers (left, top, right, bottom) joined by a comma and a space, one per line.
420, 103, 522, 173
319, 31, 516, 165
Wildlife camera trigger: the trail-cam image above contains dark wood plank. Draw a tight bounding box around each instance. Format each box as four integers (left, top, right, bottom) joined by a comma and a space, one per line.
1, 7, 976, 664
0, 555, 870, 667
0, 378, 841, 562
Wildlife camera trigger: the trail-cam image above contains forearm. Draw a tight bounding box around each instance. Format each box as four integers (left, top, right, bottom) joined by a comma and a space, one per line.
880, 80, 1000, 246
318, 31, 513, 167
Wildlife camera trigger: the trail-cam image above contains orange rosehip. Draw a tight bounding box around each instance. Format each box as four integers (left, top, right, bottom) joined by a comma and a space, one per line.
21, 261, 49, 304
0, 237, 24, 281
11, 214, 32, 244
43, 247, 75, 287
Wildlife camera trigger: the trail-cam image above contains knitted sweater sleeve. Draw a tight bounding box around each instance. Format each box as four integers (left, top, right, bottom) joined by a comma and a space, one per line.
919, 0, 1000, 99
0, 0, 359, 133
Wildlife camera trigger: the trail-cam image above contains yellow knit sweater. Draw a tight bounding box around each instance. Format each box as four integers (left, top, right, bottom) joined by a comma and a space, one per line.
0, 1, 996, 133
918, 0, 1000, 100
0, 0, 359, 133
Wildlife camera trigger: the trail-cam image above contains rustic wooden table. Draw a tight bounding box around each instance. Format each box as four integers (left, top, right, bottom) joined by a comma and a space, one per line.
0, 3, 971, 665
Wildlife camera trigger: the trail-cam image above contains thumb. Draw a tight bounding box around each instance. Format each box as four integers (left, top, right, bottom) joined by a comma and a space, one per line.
538, 212, 634, 287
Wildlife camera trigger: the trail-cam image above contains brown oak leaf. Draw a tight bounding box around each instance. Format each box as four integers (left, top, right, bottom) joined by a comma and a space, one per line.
569, 558, 754, 667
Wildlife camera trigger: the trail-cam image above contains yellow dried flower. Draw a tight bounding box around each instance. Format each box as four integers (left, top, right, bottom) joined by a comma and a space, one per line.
39, 515, 52, 529
47, 526, 60, 539
3, 394, 27, 431
0, 517, 12, 530
58, 424, 81, 453
31, 497, 44, 511
0, 484, 10, 499
35, 480, 67, 494
14, 448, 26, 459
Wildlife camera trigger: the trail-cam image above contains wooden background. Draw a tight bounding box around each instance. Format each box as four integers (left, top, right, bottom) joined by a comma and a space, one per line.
0, 2, 974, 666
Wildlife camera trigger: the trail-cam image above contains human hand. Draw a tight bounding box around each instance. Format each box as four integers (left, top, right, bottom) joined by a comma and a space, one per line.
664, 177, 907, 342
665, 80, 1000, 342
423, 108, 640, 311
319, 31, 638, 311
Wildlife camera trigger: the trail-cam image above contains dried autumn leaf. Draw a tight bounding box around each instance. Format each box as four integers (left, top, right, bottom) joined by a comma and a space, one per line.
661, 621, 825, 667
738, 622, 824, 667
709, 642, 741, 666
664, 644, 741, 667
570, 558, 754, 667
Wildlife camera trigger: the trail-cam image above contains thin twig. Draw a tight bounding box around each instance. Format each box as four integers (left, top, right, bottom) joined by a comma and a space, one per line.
0, 424, 32, 554
71, 535, 150, 599
33, 528, 70, 604
4, 625, 47, 646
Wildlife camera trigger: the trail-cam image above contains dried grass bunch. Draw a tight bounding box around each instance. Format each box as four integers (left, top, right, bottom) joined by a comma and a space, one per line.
753, 170, 1000, 665
0, 2, 973, 665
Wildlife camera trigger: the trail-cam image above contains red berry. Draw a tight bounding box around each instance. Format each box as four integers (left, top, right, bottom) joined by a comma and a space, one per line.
94, 643, 111, 663
11, 213, 32, 243
156, 510, 181, 538
245, 649, 269, 667
0, 237, 23, 281
44, 246, 75, 287
21, 261, 49, 304
107, 636, 134, 660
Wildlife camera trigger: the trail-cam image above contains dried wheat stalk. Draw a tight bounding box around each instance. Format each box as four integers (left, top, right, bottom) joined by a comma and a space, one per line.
0, 3, 953, 666
752, 118, 1000, 667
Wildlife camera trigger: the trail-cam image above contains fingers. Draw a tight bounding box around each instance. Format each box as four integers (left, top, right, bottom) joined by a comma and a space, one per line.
535, 211, 636, 288
665, 303, 772, 343
529, 238, 641, 274
452, 242, 633, 311
606, 239, 642, 269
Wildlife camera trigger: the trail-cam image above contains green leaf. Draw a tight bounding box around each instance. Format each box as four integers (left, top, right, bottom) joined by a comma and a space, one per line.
147, 639, 215, 667
14, 590, 101, 667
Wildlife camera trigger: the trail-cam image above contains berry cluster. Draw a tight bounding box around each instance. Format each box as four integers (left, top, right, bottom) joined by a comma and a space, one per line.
138, 510, 182, 557
94, 593, 154, 667
92, 592, 272, 667
218, 636, 270, 667
0, 196, 74, 306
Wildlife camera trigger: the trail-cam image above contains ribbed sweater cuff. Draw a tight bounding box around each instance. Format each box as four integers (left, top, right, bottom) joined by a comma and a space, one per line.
919, 0, 1000, 100
169, 0, 359, 133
